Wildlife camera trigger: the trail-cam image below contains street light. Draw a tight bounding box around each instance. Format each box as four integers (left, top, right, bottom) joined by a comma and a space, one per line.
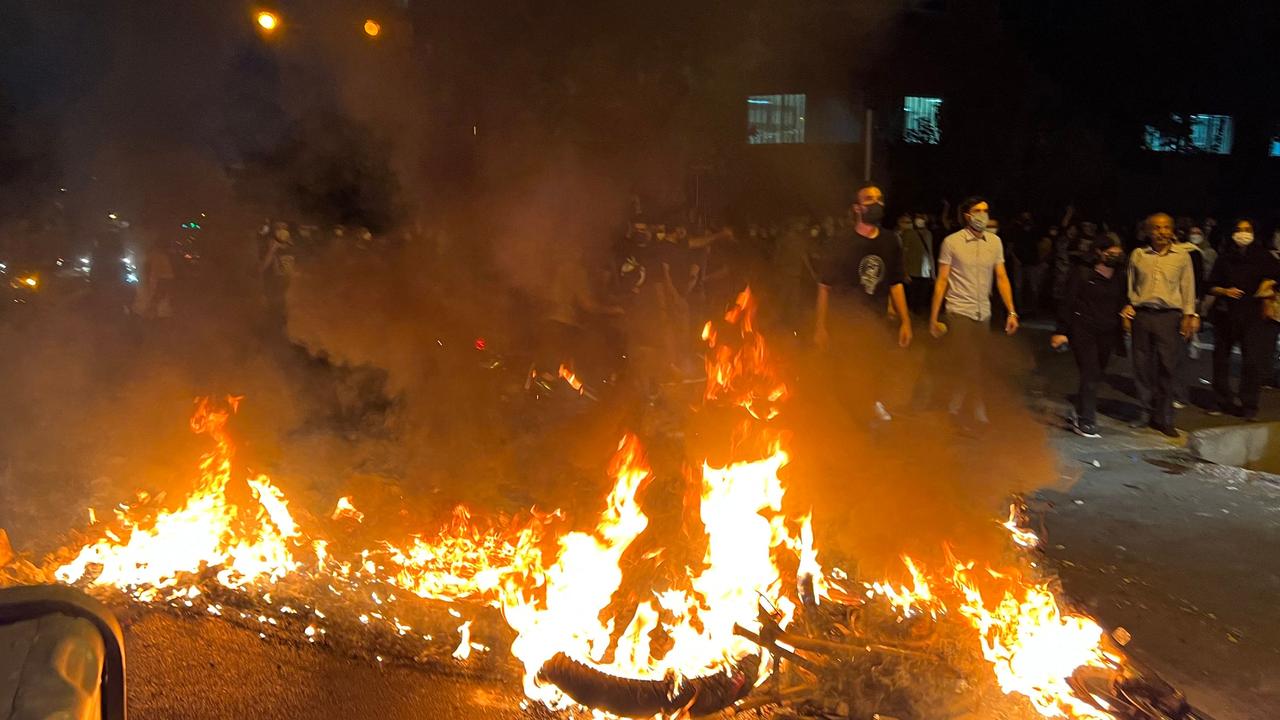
363, 19, 381, 38
255, 11, 279, 33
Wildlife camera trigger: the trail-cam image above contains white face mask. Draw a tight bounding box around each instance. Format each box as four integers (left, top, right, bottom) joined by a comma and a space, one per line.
1188, 233, 1204, 245
913, 218, 926, 229
1233, 231, 1254, 247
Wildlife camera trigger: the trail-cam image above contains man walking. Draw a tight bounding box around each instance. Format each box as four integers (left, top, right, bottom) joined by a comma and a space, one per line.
814, 182, 912, 420
929, 197, 1019, 426
1123, 213, 1198, 437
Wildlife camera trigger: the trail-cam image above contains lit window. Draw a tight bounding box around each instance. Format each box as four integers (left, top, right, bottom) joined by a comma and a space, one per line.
747, 94, 806, 144
1144, 114, 1234, 154
1269, 126, 1280, 157
903, 96, 942, 145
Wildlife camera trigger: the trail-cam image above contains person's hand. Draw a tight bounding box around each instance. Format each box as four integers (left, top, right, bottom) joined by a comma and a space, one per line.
1180, 315, 1198, 340
814, 325, 829, 350
898, 322, 913, 348
1005, 313, 1020, 335
1120, 305, 1136, 321
1222, 287, 1245, 299
930, 319, 947, 338
1050, 334, 1068, 350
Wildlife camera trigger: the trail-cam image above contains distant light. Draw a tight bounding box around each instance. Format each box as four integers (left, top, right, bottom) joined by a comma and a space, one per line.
256, 11, 279, 32
79, 257, 91, 265
474, 337, 486, 351
125, 272, 139, 284
107, 212, 118, 220
59, 187, 67, 192
472, 125, 477, 136
363, 19, 382, 37
56, 259, 64, 266
747, 98, 772, 105
0, 262, 7, 271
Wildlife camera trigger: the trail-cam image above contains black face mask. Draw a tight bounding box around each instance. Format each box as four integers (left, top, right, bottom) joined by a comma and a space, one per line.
860, 204, 885, 225
1102, 255, 1123, 267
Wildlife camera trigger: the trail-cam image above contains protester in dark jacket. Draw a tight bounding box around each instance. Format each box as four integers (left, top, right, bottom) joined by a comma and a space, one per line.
1205, 219, 1280, 419
1051, 235, 1129, 437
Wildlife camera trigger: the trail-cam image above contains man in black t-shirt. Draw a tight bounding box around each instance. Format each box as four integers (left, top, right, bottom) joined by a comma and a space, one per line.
814, 182, 912, 422
814, 183, 911, 349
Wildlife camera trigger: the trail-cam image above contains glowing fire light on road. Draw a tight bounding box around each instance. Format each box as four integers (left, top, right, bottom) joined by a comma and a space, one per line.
44, 291, 1127, 719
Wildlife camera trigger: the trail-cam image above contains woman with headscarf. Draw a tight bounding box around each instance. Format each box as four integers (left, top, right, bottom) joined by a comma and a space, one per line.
1205, 219, 1280, 420
1050, 235, 1128, 437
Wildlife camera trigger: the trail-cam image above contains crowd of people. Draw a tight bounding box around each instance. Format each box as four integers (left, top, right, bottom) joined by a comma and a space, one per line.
546, 188, 1280, 439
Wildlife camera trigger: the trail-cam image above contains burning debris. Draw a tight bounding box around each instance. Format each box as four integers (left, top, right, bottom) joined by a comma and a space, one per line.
1, 288, 1215, 720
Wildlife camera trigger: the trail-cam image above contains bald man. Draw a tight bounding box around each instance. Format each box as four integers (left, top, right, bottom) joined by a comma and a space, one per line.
1122, 213, 1199, 437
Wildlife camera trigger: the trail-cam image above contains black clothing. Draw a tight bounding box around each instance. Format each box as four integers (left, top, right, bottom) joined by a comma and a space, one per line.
1071, 325, 1118, 426
817, 227, 905, 316
1132, 308, 1183, 429
1207, 244, 1279, 318
1057, 261, 1127, 426
1208, 244, 1280, 414
1212, 311, 1269, 415
1056, 262, 1127, 336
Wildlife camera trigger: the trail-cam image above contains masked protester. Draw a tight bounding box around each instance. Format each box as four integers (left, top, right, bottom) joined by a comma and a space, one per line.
1051, 237, 1128, 437
1205, 219, 1280, 420
897, 213, 935, 313
814, 182, 911, 424
929, 196, 1019, 428
1122, 213, 1198, 437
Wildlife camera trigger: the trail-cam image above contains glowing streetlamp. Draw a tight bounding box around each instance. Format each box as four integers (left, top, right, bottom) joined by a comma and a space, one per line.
363, 19, 382, 38
255, 11, 280, 33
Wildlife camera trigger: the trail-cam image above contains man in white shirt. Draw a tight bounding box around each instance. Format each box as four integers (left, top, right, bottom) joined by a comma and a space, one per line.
928, 197, 1019, 425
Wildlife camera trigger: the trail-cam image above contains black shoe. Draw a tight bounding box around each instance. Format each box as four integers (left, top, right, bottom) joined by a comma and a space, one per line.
1152, 423, 1181, 438
1128, 413, 1151, 428
1073, 421, 1101, 439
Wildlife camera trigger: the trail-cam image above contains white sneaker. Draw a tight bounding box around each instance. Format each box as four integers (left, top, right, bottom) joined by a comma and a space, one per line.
1172, 401, 1187, 410
874, 401, 893, 422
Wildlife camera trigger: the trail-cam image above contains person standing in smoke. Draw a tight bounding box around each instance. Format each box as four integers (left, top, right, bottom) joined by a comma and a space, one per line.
814, 182, 911, 423
259, 221, 297, 329
929, 197, 1019, 428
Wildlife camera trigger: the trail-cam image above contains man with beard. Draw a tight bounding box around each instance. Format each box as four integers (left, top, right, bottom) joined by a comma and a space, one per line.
814, 182, 911, 422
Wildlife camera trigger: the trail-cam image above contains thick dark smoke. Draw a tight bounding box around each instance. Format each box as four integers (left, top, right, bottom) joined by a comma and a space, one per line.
0, 0, 1056, 585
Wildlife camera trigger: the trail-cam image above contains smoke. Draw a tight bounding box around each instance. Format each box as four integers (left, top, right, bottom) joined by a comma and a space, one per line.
776, 309, 1055, 577
0, 0, 1059, 586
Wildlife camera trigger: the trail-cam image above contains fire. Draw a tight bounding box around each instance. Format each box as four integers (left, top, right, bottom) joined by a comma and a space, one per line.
331, 496, 365, 523
44, 287, 1128, 719
1003, 503, 1041, 549
702, 287, 787, 419
952, 565, 1119, 719
557, 364, 584, 394
866, 555, 942, 619
55, 397, 300, 601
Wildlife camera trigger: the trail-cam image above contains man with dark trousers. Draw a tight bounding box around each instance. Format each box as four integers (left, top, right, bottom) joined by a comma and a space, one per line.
1122, 213, 1199, 437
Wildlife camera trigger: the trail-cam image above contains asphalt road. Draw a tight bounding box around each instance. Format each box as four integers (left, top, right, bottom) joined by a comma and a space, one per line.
1032, 423, 1280, 720
124, 611, 528, 720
